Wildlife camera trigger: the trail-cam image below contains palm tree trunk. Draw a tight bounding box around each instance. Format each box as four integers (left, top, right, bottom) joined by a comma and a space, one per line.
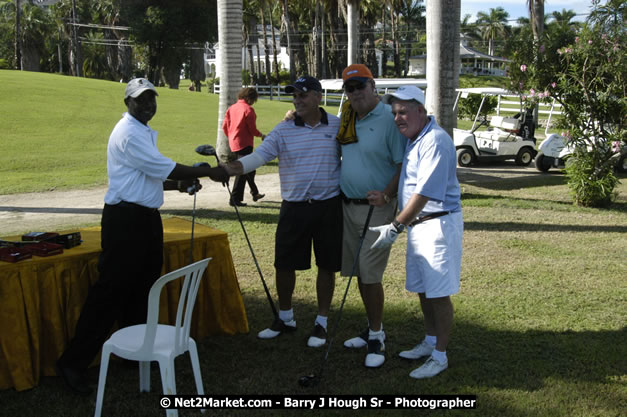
260, 7, 271, 84
283, 0, 295, 81
347, 0, 359, 65
381, 6, 387, 77
321, 5, 327, 78
14, 0, 21, 70
314, 2, 322, 77
269, 5, 280, 83
217, 0, 243, 162
426, 0, 461, 137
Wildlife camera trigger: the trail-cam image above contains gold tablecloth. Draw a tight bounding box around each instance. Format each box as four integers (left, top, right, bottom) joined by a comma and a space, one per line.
0, 217, 248, 391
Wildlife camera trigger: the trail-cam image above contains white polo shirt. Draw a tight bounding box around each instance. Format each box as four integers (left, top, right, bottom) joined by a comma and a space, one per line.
104, 113, 176, 209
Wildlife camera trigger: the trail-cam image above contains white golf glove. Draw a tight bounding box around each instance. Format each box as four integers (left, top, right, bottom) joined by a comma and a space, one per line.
369, 222, 403, 250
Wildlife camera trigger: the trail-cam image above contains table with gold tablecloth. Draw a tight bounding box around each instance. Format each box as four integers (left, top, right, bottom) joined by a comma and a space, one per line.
0, 217, 248, 391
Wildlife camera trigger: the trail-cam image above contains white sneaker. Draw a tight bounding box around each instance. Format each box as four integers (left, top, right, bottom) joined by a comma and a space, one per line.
344, 327, 369, 349
365, 339, 385, 368
409, 357, 448, 379
306, 323, 327, 347
257, 317, 296, 339
399, 341, 434, 360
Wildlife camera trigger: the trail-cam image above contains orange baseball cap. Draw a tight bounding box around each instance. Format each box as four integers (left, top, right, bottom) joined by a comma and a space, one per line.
342, 64, 373, 85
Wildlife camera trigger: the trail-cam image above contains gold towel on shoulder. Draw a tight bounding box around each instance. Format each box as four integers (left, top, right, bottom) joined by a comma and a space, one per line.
336, 99, 358, 145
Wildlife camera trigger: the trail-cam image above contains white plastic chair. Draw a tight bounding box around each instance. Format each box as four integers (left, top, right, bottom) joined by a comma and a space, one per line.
94, 258, 212, 417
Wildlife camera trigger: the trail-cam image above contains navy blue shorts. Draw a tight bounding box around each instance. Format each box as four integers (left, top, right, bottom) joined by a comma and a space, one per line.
274, 195, 342, 271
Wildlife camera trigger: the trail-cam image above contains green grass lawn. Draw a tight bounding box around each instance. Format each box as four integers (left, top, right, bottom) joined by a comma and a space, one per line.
1, 71, 626, 416
0, 70, 302, 194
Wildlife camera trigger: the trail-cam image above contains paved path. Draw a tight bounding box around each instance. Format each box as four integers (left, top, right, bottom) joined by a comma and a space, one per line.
0, 164, 555, 236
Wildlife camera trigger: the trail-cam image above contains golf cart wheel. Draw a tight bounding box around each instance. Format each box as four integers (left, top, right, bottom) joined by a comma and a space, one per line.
535, 152, 551, 172
515, 147, 534, 166
457, 148, 475, 167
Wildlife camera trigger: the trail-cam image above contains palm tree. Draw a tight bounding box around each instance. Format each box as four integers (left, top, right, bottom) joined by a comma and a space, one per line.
588, 0, 626, 35
476, 7, 509, 57
345, 0, 359, 65
216, 0, 243, 162
426, 0, 460, 137
400, 0, 425, 77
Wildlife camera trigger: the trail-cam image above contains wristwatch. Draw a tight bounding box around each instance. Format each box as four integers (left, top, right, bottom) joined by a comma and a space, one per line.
383, 193, 391, 204
392, 220, 406, 233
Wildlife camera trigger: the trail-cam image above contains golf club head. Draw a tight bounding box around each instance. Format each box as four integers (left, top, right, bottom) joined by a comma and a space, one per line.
195, 144, 217, 157
298, 374, 320, 388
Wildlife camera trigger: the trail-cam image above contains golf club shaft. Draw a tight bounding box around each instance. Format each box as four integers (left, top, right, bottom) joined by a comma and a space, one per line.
189, 192, 196, 265
318, 205, 375, 376
225, 180, 278, 317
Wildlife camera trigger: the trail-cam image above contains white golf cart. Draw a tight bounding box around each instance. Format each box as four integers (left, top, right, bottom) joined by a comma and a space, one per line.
534, 103, 627, 173
453, 88, 537, 167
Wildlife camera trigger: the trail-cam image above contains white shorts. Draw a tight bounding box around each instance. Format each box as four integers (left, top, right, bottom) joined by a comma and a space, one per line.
405, 211, 463, 298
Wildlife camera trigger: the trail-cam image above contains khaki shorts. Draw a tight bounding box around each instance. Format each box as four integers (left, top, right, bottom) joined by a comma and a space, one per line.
341, 200, 397, 284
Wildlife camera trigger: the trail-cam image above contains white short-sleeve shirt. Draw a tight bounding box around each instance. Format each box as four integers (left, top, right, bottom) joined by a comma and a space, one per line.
104, 113, 176, 208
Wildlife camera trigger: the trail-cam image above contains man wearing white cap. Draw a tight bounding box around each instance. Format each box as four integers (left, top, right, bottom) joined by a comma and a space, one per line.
56, 78, 228, 395
370, 86, 463, 379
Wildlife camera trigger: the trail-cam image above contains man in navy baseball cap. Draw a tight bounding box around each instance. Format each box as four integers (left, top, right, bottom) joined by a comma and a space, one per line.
285, 75, 322, 93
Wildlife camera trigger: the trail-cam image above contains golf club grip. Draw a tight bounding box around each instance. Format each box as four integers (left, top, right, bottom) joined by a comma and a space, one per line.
225, 182, 278, 317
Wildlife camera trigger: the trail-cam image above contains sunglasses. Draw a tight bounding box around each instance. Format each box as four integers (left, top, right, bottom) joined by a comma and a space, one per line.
344, 82, 368, 93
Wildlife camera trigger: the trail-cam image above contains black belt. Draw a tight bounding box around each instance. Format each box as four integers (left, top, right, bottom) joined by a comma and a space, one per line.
340, 192, 370, 205
409, 211, 450, 227
114, 201, 158, 213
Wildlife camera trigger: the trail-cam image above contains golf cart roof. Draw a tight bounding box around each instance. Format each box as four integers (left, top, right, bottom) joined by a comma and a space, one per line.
319, 78, 428, 91
456, 87, 515, 96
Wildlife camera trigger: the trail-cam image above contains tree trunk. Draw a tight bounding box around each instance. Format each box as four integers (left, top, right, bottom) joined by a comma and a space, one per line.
190, 47, 206, 92
314, 2, 322, 78
217, 0, 243, 162
392, 10, 401, 77
269, 7, 280, 83
260, 8, 271, 84
15, 0, 21, 70
347, 0, 359, 65
381, 6, 387, 77
283, 0, 295, 82
321, 5, 327, 79
426, 0, 460, 137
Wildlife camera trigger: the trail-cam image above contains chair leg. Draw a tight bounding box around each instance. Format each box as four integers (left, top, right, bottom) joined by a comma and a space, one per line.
94, 349, 111, 417
158, 359, 178, 417
139, 361, 151, 392
188, 340, 205, 413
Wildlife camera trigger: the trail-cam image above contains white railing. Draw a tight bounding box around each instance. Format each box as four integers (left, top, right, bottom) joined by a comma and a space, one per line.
212, 84, 344, 105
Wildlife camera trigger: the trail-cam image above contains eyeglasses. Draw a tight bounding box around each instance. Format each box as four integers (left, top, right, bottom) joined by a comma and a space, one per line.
344, 82, 367, 93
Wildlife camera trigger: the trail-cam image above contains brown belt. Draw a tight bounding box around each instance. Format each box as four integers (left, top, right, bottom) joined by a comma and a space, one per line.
409, 211, 450, 227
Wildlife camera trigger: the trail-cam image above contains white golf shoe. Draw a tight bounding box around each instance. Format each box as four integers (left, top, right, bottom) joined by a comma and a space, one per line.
409, 357, 448, 379
399, 340, 435, 360
257, 317, 296, 339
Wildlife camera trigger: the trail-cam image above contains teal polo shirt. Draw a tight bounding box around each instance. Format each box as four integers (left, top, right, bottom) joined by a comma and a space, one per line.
340, 100, 407, 198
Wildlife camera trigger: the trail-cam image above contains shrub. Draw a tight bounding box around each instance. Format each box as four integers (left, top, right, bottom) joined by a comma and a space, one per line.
457, 94, 498, 120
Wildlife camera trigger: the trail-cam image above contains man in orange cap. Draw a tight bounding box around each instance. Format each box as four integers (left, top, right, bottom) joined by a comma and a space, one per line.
337, 64, 406, 368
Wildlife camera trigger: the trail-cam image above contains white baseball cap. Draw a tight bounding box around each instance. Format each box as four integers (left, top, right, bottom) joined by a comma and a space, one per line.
382, 85, 425, 106
125, 78, 158, 99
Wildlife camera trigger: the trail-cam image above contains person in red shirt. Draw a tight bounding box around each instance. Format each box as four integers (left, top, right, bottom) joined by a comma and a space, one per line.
222, 87, 266, 206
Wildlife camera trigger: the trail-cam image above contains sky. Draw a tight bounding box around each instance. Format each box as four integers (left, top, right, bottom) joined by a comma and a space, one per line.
460, 0, 594, 23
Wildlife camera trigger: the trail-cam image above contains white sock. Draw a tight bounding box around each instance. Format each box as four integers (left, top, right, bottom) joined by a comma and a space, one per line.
369, 328, 385, 341
431, 349, 447, 363
425, 335, 437, 346
279, 309, 294, 323
315, 315, 328, 329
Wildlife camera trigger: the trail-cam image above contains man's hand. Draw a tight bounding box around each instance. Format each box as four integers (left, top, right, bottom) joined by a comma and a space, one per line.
177, 179, 202, 194
208, 166, 230, 184
369, 223, 401, 250
282, 110, 296, 122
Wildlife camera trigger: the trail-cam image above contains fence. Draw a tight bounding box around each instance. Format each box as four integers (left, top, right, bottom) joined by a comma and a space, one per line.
212, 84, 344, 106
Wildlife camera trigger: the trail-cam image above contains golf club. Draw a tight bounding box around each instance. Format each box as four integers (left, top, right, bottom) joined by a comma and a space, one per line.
187, 165, 206, 265
195, 144, 278, 318
298, 204, 375, 388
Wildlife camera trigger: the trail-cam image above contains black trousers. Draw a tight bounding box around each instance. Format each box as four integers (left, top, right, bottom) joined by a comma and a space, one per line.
58, 202, 163, 372
231, 146, 259, 203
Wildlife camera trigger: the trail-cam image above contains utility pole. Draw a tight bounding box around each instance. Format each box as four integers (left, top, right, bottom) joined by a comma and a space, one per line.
14, 0, 21, 70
